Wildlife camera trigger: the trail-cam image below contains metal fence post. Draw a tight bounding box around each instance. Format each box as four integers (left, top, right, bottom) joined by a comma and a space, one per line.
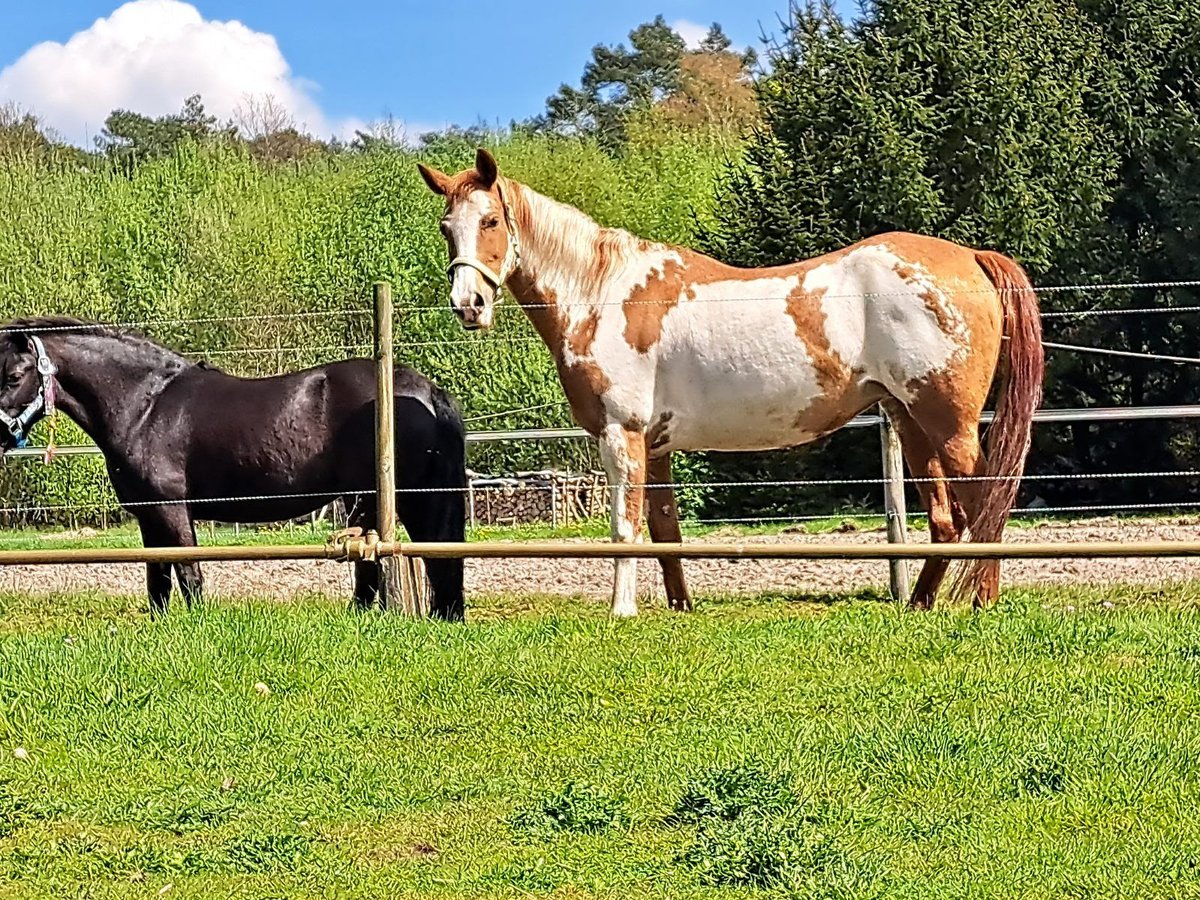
879, 405, 910, 603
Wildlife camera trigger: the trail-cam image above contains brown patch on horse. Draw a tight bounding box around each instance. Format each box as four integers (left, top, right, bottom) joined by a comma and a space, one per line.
647, 411, 674, 456
559, 359, 611, 436
505, 277, 609, 436
781, 282, 864, 436
619, 427, 647, 534
568, 310, 600, 356
783, 284, 848, 392
561, 310, 611, 434
892, 259, 975, 353
622, 259, 694, 354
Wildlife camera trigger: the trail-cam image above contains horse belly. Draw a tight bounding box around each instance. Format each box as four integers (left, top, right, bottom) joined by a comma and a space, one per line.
641, 286, 864, 451
652, 350, 855, 452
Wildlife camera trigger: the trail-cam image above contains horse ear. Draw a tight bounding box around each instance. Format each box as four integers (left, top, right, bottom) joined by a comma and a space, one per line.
417, 163, 451, 196
475, 148, 499, 189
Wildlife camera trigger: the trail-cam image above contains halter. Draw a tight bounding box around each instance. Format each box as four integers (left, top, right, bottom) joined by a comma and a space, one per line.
0, 336, 57, 449
446, 180, 522, 300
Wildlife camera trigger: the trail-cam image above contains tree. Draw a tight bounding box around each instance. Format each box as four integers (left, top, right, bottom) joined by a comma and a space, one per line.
235, 95, 329, 163
534, 16, 688, 147
97, 94, 230, 167
700, 0, 1195, 518
0, 104, 90, 167
0, 104, 55, 161
652, 39, 759, 133
534, 18, 761, 148
1033, 0, 1200, 496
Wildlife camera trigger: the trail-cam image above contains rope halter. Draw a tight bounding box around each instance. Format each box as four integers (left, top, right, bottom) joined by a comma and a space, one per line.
0, 336, 57, 449
445, 180, 521, 301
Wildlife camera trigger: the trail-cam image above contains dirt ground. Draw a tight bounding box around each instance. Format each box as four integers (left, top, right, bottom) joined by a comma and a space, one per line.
0, 517, 1197, 604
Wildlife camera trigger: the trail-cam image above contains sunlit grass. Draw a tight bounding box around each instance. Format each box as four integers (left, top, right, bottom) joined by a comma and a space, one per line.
1, 586, 1200, 896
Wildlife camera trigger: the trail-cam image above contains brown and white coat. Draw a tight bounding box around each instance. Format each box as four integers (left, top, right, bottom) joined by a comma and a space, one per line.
420, 150, 1044, 616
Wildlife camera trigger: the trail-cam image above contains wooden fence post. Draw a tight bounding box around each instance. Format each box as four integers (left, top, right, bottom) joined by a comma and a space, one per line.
374, 282, 425, 616
879, 405, 910, 603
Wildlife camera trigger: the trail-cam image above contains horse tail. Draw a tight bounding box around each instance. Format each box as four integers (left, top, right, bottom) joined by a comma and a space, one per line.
424, 386, 467, 621
964, 250, 1044, 593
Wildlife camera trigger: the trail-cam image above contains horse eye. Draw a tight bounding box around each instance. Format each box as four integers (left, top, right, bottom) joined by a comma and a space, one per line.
439, 221, 451, 237
482, 217, 500, 230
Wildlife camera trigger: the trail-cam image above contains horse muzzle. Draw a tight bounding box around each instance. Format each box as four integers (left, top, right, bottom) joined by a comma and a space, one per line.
451, 294, 495, 330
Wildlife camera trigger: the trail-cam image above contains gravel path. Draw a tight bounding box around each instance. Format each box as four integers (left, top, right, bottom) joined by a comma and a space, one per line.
0, 517, 1197, 603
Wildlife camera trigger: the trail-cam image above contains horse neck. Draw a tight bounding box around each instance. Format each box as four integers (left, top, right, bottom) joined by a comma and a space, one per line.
42, 332, 189, 451
506, 181, 650, 315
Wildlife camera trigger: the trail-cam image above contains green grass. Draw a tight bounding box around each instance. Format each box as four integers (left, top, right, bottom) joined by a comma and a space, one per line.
3, 584, 1200, 897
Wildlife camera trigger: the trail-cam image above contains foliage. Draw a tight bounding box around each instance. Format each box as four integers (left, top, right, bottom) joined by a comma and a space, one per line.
534, 18, 757, 149
96, 95, 235, 169
700, 0, 1200, 517
681, 810, 876, 894
510, 781, 627, 837
0, 124, 732, 521
671, 764, 797, 824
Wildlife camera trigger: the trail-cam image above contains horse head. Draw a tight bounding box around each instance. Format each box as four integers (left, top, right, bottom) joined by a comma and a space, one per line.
0, 325, 58, 453
417, 148, 519, 330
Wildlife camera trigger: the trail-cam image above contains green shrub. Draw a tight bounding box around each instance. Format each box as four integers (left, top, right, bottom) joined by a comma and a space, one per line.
671, 763, 798, 824
509, 781, 627, 837
0, 126, 742, 524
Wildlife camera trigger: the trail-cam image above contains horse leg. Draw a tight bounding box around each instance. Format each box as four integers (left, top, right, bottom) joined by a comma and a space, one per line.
136, 508, 193, 617
345, 495, 378, 611
599, 424, 646, 618
352, 562, 379, 612
398, 494, 465, 623
882, 402, 964, 610
905, 399, 996, 608
145, 562, 172, 617
174, 519, 203, 610
646, 453, 691, 612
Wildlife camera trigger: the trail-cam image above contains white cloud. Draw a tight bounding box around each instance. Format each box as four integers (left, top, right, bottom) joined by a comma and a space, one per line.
0, 0, 360, 146
671, 19, 710, 51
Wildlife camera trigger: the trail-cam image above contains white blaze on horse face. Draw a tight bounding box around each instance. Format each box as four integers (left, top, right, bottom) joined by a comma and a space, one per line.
443, 190, 500, 329
805, 245, 967, 403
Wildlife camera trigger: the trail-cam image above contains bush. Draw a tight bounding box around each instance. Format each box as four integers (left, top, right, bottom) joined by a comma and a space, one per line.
671, 763, 798, 824
0, 126, 739, 524
509, 781, 627, 837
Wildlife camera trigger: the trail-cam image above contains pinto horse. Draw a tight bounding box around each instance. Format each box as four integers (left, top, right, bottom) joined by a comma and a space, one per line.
419, 149, 1044, 616
0, 318, 467, 619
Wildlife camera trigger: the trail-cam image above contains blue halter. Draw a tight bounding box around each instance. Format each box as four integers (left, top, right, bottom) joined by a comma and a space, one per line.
0, 336, 58, 449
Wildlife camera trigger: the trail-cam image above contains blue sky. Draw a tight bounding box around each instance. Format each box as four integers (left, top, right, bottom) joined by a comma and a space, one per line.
0, 1, 793, 144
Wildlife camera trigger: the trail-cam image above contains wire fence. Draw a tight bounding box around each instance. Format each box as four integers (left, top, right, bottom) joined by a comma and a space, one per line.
1, 277, 1199, 538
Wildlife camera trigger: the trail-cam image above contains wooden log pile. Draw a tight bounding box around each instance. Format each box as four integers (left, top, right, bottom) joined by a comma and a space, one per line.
467, 470, 608, 527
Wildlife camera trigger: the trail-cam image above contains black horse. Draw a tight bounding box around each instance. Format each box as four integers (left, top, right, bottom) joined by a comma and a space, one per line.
0, 317, 466, 619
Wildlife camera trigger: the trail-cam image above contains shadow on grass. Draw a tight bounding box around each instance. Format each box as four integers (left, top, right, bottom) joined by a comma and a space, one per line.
702, 586, 893, 612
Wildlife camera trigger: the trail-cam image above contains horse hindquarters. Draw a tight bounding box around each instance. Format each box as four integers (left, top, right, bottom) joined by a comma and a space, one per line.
395, 390, 467, 622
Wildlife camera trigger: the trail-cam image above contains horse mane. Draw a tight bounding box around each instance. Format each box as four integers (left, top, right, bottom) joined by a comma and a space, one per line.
0, 315, 193, 366
509, 180, 653, 297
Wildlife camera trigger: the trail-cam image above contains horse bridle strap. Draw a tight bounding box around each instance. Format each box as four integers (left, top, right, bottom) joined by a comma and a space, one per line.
446, 180, 521, 298
0, 336, 57, 448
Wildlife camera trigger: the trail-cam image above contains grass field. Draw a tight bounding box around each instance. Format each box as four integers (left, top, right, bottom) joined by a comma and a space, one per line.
3, 584, 1200, 898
